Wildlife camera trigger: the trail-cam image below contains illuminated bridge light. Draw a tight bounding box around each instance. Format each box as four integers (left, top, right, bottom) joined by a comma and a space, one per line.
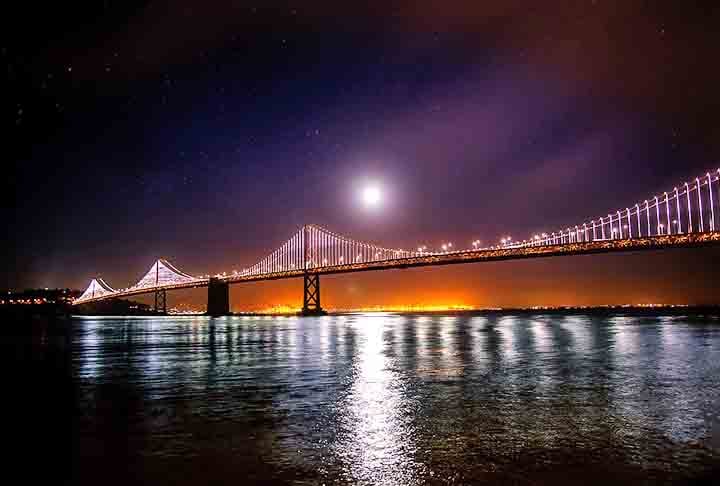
76, 278, 116, 302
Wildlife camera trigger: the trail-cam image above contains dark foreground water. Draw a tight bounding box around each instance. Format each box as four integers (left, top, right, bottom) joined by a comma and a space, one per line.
8, 313, 720, 484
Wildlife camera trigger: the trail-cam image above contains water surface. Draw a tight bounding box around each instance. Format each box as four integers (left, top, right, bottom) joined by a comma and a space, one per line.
23, 313, 720, 484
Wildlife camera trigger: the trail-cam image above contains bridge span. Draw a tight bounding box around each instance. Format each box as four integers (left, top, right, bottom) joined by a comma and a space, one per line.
73, 169, 720, 315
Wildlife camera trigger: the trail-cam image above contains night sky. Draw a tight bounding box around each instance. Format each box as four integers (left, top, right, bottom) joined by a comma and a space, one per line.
7, 1, 720, 309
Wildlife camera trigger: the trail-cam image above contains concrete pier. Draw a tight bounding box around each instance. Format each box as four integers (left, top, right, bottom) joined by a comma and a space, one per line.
207, 278, 230, 317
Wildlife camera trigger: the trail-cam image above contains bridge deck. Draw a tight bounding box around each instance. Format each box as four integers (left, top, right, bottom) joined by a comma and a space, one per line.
73, 232, 720, 304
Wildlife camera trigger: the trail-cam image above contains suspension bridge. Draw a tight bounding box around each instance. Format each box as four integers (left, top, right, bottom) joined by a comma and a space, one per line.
73, 169, 720, 315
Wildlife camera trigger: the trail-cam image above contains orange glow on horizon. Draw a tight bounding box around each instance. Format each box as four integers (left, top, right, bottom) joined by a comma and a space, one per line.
242, 303, 476, 314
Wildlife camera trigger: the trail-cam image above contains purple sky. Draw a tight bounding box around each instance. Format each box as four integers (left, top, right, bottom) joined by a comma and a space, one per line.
7, 1, 720, 306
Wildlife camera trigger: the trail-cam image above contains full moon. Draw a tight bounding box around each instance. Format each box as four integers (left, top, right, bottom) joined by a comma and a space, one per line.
361, 185, 382, 208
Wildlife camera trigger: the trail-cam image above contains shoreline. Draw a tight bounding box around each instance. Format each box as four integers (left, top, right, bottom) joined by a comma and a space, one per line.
68, 304, 720, 318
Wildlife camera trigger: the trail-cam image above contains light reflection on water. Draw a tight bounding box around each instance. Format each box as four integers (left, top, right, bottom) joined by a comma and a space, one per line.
69, 313, 720, 484
332, 318, 422, 484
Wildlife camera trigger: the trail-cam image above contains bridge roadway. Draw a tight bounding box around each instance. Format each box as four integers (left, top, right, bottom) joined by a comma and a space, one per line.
73, 231, 720, 306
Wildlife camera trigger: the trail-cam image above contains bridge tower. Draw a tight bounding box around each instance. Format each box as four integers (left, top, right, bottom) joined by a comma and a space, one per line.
152, 260, 167, 314
302, 225, 327, 316
302, 273, 326, 315
207, 277, 230, 317
154, 289, 167, 314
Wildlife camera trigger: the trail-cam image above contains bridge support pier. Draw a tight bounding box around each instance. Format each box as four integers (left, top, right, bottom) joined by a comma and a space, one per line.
301, 273, 326, 316
207, 277, 230, 317
154, 288, 167, 314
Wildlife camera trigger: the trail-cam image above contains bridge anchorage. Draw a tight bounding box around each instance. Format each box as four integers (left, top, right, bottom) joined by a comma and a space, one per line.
207, 278, 230, 317
72, 168, 720, 316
